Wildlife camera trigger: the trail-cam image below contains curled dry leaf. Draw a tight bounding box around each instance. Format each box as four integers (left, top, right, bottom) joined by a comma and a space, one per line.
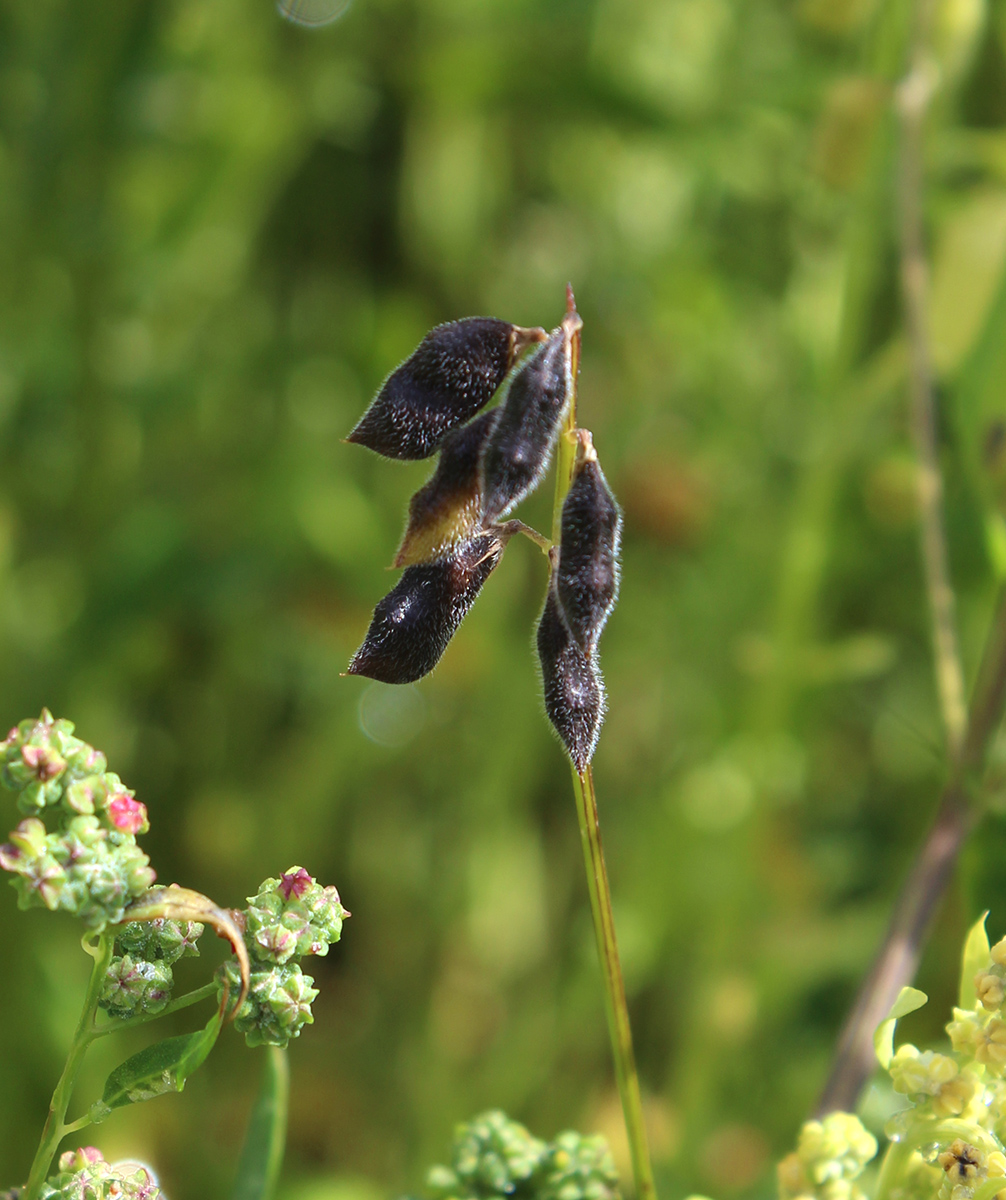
120, 885, 250, 1016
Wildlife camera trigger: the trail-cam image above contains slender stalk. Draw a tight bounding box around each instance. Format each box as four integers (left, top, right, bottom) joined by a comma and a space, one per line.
572, 767, 656, 1200
814, 784, 972, 1114
230, 1046, 290, 1200
814, 0, 989, 1116
897, 0, 967, 761
22, 933, 114, 1200
551, 286, 655, 1200
61, 1114, 94, 1135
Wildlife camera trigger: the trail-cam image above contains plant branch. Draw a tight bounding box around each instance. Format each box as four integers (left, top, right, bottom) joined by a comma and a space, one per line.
572, 766, 656, 1200
22, 933, 114, 1200
814, 783, 972, 1115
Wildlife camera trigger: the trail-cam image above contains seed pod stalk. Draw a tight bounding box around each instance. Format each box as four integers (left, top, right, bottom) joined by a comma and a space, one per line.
552, 286, 656, 1200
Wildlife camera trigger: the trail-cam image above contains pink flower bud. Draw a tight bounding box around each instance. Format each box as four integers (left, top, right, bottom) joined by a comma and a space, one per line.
21, 743, 66, 782
108, 793, 148, 834
280, 867, 313, 900
58, 1146, 104, 1171
3, 726, 18, 745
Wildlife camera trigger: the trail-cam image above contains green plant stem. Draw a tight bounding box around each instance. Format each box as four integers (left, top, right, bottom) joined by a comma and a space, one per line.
572, 766, 656, 1200
230, 1045, 290, 1200
91, 980, 219, 1038
871, 1139, 914, 1200
61, 1114, 93, 1135
22, 933, 114, 1200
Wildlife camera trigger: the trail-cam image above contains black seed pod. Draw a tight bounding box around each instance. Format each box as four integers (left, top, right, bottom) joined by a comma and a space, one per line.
394, 410, 498, 568
347, 532, 506, 684
556, 433, 622, 650
481, 310, 581, 523
537, 582, 604, 772
347, 319, 546, 460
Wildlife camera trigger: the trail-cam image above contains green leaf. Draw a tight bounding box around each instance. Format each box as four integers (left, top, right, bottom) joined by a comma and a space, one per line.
960, 911, 991, 1010
230, 1045, 290, 1200
90, 1006, 223, 1123
874, 986, 928, 1070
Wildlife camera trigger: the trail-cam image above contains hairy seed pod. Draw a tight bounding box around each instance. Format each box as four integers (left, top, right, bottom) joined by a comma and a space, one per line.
394, 410, 498, 568
537, 582, 604, 772
556, 433, 622, 650
347, 319, 546, 460
347, 532, 506, 684
481, 309, 581, 523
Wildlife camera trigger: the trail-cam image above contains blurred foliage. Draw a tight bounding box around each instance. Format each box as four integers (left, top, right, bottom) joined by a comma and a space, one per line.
4, 0, 1006, 1197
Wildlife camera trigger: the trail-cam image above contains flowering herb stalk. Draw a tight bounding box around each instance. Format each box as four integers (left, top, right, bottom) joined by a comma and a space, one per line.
0, 712, 347, 1200
778, 916, 1006, 1200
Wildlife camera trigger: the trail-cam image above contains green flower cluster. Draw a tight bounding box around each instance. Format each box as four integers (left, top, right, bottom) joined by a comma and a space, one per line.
777, 1113, 877, 1200
99, 917, 204, 1019
774, 923, 1006, 1200
35, 1146, 160, 1199
426, 1111, 620, 1200
0, 713, 155, 930
216, 866, 348, 1048
885, 933, 1006, 1149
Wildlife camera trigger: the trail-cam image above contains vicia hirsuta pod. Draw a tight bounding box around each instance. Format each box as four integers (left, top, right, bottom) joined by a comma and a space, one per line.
347, 319, 546, 461
537, 573, 605, 772
480, 307, 582, 524
347, 531, 508, 684
556, 432, 622, 651
394, 410, 499, 568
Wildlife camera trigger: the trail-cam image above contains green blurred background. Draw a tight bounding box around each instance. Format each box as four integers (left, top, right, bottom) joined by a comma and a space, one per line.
4, 0, 1006, 1195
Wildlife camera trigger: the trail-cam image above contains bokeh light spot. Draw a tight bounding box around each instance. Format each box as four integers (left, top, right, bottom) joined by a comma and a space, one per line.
277, 0, 351, 28
358, 682, 426, 748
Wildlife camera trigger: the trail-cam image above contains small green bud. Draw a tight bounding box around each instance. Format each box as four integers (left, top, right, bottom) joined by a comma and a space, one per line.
429, 1110, 548, 1198
539, 1131, 620, 1200
114, 917, 203, 966
889, 1045, 975, 1115
779, 1113, 877, 1200
977, 1019, 1006, 1072
244, 867, 348, 965
39, 1147, 161, 1198
977, 967, 1006, 1012
218, 960, 319, 1048
1, 815, 155, 930
948, 1007, 984, 1057
99, 955, 173, 1018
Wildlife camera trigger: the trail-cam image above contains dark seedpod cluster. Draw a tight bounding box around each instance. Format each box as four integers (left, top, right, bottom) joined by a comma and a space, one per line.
346, 318, 546, 460
556, 433, 622, 651
481, 323, 577, 523
537, 582, 605, 772
345, 292, 621, 772
394, 409, 498, 568
535, 433, 621, 772
347, 532, 508, 685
